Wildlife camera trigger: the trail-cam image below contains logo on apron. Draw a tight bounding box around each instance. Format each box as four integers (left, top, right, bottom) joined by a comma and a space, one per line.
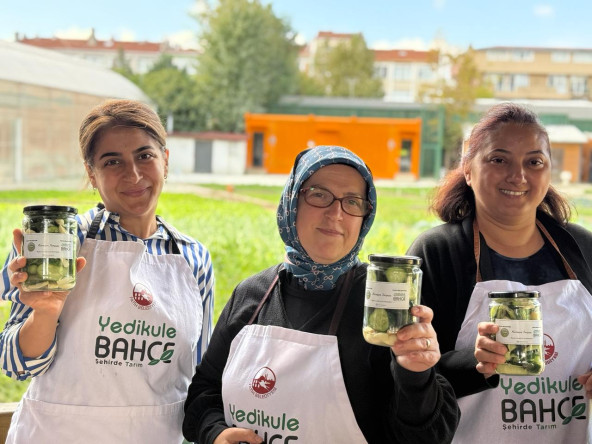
544, 334, 559, 365
250, 367, 277, 398
131, 282, 154, 310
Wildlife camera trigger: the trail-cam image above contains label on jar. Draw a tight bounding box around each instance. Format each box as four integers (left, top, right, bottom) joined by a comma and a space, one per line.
364, 281, 409, 309
494, 319, 543, 345
23, 233, 75, 259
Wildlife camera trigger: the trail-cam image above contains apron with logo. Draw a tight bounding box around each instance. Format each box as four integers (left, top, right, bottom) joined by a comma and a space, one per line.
452, 220, 592, 443
221, 271, 368, 443
7, 214, 202, 443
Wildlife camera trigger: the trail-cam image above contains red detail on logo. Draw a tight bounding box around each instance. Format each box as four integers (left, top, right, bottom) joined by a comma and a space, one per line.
132, 283, 153, 309
251, 367, 276, 395
544, 333, 556, 362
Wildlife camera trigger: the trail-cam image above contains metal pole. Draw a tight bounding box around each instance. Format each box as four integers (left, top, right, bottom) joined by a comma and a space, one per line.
14, 118, 23, 184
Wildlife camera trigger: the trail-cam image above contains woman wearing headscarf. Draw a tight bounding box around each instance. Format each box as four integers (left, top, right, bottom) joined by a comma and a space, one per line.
183, 146, 459, 444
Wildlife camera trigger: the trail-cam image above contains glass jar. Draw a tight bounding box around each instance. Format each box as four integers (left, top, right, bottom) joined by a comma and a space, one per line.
21, 205, 78, 292
363, 254, 422, 347
488, 291, 544, 375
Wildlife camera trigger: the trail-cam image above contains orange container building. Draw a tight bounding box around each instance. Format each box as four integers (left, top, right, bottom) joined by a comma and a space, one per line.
244, 113, 423, 179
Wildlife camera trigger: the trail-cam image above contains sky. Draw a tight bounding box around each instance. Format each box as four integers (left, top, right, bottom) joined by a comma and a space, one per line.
2, 0, 592, 52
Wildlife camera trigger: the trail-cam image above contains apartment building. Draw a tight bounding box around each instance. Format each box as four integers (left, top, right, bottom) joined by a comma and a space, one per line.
300, 31, 446, 102
16, 29, 199, 75
373, 49, 441, 102
474, 46, 592, 100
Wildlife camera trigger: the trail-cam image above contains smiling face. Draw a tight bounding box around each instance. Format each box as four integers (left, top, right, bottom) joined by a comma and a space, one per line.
86, 126, 168, 233
295, 164, 366, 264
465, 122, 551, 225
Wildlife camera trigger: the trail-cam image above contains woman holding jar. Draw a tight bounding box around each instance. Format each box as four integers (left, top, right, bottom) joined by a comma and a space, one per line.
407, 102, 592, 443
0, 99, 214, 443
183, 145, 459, 444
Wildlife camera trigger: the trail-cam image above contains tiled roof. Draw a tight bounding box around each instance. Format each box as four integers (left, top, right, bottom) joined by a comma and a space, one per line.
18, 36, 198, 54
316, 31, 361, 39
476, 45, 592, 52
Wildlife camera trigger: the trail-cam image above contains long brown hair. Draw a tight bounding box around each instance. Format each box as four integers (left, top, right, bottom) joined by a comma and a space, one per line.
432, 102, 571, 224
79, 99, 166, 167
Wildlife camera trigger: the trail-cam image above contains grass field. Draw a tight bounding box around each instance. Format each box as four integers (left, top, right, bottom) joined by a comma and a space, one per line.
0, 184, 591, 402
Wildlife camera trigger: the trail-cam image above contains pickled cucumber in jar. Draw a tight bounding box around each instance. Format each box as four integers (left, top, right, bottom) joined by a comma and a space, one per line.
488, 291, 544, 375
21, 205, 78, 292
363, 255, 422, 347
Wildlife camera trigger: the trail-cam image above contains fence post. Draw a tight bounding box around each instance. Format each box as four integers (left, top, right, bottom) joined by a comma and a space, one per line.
0, 403, 18, 443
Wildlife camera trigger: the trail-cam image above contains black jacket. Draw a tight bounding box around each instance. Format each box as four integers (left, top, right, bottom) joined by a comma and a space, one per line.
183, 264, 460, 443
407, 211, 592, 397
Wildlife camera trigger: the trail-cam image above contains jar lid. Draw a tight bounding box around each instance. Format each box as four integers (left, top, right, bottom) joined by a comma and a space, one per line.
488, 291, 540, 298
24, 205, 78, 215
367, 254, 422, 266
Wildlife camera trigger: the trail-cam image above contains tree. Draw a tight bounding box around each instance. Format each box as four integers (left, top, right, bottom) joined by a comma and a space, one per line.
194, 0, 298, 132
295, 72, 325, 96
112, 48, 140, 84
420, 47, 493, 167
140, 55, 204, 132
308, 34, 383, 98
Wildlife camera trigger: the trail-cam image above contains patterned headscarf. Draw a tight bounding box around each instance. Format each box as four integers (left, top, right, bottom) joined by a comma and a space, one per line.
277, 145, 377, 290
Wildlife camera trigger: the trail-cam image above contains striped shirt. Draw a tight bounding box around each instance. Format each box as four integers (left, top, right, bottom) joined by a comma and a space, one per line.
0, 206, 214, 380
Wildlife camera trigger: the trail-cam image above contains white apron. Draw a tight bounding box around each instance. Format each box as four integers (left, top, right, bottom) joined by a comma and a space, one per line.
452, 221, 592, 443
7, 231, 202, 443
221, 273, 368, 443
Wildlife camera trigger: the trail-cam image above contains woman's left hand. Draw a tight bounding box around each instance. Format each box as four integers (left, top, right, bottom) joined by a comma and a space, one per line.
391, 305, 440, 372
576, 370, 592, 399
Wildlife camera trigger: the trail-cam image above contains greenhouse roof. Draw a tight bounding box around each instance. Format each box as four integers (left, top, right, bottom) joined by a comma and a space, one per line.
0, 40, 148, 101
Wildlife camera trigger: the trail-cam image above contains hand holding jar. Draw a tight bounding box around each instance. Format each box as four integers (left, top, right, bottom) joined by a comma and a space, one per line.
363, 255, 440, 372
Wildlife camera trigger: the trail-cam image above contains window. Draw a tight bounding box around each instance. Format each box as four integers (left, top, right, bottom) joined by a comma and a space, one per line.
417, 64, 434, 80
393, 63, 412, 80
514, 74, 529, 89
551, 51, 571, 63
571, 76, 588, 96
573, 52, 592, 63
485, 50, 511, 61
548, 75, 568, 94
487, 73, 529, 92
374, 64, 387, 78
512, 50, 534, 62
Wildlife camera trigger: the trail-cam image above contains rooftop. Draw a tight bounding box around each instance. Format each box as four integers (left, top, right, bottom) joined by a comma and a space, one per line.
0, 40, 148, 100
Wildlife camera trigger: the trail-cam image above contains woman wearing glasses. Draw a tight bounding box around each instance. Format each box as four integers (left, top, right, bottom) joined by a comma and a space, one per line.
183, 146, 459, 444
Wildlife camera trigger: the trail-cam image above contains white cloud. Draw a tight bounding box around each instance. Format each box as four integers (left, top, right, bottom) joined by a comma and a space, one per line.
117, 29, 137, 42
534, 4, 554, 17
166, 30, 201, 50
294, 33, 307, 46
189, 0, 210, 17
54, 26, 93, 40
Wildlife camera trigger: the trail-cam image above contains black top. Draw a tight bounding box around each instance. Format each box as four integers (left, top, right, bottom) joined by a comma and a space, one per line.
406, 211, 592, 398
487, 241, 567, 285
183, 264, 460, 444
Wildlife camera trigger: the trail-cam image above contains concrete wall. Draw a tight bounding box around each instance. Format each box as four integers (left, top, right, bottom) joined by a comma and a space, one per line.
167, 135, 247, 175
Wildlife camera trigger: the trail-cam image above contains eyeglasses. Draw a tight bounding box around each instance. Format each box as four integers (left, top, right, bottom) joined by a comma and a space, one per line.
300, 186, 372, 217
